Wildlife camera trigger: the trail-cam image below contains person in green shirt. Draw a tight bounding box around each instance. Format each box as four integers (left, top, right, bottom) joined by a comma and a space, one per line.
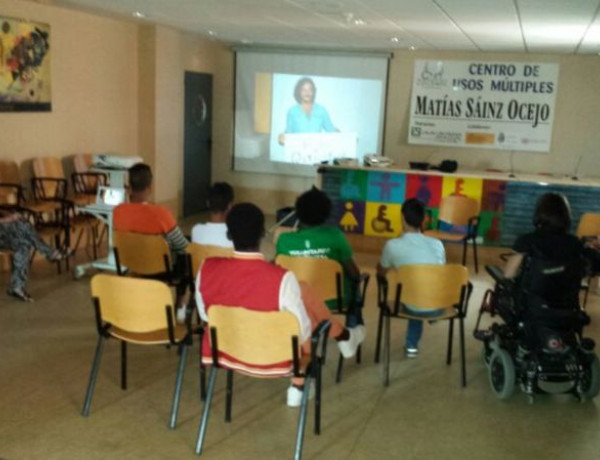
276, 187, 363, 327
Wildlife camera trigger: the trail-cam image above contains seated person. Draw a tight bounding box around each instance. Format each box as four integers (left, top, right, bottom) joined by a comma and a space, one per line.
504, 192, 598, 311
191, 182, 234, 248
195, 203, 365, 406
0, 209, 70, 302
113, 163, 188, 257
376, 198, 446, 358
276, 187, 363, 326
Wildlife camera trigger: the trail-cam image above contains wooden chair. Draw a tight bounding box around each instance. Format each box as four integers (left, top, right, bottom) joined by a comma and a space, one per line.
195, 306, 330, 459
576, 213, 600, 308
275, 254, 369, 383
186, 243, 234, 399
113, 230, 173, 277
0, 160, 68, 273
186, 243, 233, 280
81, 274, 193, 428
424, 195, 481, 273
375, 264, 473, 387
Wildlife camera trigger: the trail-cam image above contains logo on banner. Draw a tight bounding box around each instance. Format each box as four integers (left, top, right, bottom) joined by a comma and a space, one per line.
418, 61, 447, 88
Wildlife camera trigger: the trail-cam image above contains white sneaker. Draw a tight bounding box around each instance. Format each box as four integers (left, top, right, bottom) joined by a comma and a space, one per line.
176, 306, 188, 324
337, 325, 366, 359
286, 383, 315, 408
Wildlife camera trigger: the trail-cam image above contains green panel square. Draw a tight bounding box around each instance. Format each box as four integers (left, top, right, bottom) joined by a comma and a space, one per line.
424, 207, 439, 231
340, 169, 367, 201
479, 212, 503, 245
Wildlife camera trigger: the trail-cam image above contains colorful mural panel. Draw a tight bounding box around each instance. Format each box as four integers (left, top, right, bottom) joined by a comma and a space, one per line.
406, 174, 442, 207
441, 177, 483, 202
366, 171, 405, 203
364, 202, 402, 238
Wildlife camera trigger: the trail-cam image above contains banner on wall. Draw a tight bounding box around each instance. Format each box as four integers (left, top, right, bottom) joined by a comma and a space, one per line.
408, 60, 559, 152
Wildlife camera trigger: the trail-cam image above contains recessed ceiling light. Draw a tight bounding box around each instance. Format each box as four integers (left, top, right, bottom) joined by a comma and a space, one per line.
132, 11, 146, 18
409, 45, 416, 51
208, 30, 216, 36
353, 18, 366, 26
390, 37, 400, 43
241, 39, 252, 44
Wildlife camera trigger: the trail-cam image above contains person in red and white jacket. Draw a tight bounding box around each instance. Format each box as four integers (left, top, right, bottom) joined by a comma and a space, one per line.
195, 202, 365, 407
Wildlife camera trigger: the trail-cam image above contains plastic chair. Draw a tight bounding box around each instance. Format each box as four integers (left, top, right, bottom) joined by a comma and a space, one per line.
81, 274, 193, 429
195, 305, 330, 459
375, 264, 473, 387
275, 254, 369, 383
576, 213, 600, 309
424, 195, 480, 273
186, 243, 233, 280
113, 230, 173, 277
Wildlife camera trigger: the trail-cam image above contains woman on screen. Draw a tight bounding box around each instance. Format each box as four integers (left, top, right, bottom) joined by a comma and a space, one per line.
278, 77, 337, 144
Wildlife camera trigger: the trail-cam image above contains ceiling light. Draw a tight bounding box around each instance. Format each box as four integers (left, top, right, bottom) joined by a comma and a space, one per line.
390, 37, 400, 43
409, 45, 416, 51
132, 11, 146, 18
208, 30, 216, 37
353, 18, 366, 26
241, 39, 252, 44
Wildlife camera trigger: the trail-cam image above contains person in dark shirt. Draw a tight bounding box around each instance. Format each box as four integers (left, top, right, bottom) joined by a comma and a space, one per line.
504, 192, 599, 310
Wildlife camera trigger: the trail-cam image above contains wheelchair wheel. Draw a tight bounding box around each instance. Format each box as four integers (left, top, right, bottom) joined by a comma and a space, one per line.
488, 349, 515, 400
579, 354, 600, 400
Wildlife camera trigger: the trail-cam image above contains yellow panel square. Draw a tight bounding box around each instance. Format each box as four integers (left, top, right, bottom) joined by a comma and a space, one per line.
364, 202, 402, 238
441, 177, 483, 202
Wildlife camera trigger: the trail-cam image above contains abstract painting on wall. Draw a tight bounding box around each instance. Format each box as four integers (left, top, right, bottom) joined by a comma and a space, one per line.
0, 16, 51, 112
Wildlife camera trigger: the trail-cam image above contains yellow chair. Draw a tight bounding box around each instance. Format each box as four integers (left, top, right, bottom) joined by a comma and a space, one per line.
186, 243, 233, 280
195, 306, 330, 459
576, 213, 600, 308
82, 274, 193, 429
113, 230, 172, 277
275, 254, 369, 383
424, 195, 481, 273
376, 264, 473, 387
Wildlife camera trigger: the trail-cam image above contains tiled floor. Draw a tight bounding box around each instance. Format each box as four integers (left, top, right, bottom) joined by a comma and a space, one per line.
1, 230, 600, 460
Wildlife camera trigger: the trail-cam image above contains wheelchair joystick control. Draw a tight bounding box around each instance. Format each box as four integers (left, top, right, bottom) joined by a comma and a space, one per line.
581, 338, 595, 352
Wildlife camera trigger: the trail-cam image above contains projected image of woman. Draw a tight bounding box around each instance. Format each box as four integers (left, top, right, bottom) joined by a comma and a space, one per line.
278, 77, 337, 145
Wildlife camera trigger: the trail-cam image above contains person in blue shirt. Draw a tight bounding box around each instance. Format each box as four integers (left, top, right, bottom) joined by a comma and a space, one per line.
278, 77, 337, 144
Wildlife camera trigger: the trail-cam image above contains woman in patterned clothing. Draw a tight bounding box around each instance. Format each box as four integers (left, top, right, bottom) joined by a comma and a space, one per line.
0, 209, 70, 302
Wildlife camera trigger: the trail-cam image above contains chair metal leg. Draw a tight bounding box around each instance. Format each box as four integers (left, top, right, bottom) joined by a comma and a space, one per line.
383, 313, 391, 387
199, 333, 207, 401
121, 341, 127, 390
374, 309, 384, 363
225, 370, 234, 423
356, 344, 362, 364
446, 319, 454, 365
459, 317, 467, 387
293, 375, 312, 460
472, 238, 479, 274
82, 335, 105, 416
314, 363, 322, 435
169, 342, 189, 429
335, 353, 344, 384
461, 240, 467, 267
195, 366, 218, 456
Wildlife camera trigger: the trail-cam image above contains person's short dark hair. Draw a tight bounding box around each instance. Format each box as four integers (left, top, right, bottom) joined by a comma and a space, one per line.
533, 192, 571, 232
294, 77, 316, 104
208, 182, 234, 213
295, 186, 331, 226
226, 203, 264, 250
129, 163, 153, 193
402, 198, 425, 229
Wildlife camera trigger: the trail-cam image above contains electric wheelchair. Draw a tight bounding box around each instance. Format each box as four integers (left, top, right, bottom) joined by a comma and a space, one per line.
474, 254, 600, 401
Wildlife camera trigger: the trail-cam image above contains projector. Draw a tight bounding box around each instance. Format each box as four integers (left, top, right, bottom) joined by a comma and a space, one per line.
364, 154, 394, 168
93, 154, 144, 170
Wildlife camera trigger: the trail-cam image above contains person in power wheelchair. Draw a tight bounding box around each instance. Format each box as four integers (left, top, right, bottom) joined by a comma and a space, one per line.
474, 193, 600, 401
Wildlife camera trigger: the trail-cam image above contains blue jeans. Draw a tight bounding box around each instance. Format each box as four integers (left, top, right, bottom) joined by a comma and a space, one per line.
405, 307, 446, 349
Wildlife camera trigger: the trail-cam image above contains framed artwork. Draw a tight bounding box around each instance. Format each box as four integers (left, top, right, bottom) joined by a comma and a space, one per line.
0, 16, 51, 112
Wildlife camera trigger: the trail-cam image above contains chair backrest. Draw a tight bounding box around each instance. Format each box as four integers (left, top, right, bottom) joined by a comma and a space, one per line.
73, 153, 93, 173
208, 306, 300, 367
0, 160, 21, 205
576, 213, 600, 239
113, 230, 171, 275
385, 264, 469, 310
187, 243, 233, 277
91, 274, 174, 333
32, 157, 65, 198
438, 195, 480, 227
275, 254, 342, 303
